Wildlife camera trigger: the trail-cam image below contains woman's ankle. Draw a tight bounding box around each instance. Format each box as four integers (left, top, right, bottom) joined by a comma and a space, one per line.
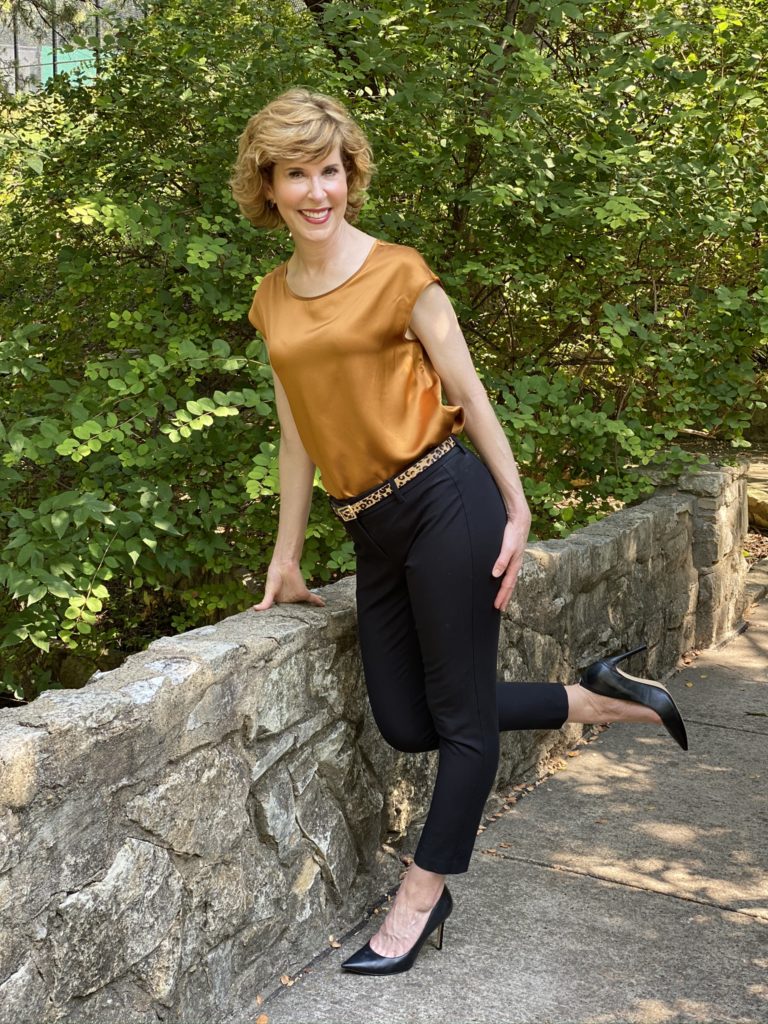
402, 862, 445, 903
565, 683, 602, 723
565, 683, 661, 725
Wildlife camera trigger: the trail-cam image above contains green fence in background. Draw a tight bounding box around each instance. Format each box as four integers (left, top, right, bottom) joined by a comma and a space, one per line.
39, 46, 96, 85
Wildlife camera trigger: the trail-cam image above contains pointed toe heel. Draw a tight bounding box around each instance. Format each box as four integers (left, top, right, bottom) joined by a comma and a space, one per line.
340, 884, 453, 975
581, 645, 689, 751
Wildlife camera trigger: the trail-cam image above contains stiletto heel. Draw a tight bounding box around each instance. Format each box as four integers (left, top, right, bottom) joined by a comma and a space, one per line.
340, 884, 453, 975
580, 645, 689, 751
604, 643, 647, 667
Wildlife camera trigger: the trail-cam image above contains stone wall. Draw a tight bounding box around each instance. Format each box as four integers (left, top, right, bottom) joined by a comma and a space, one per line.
0, 463, 748, 1024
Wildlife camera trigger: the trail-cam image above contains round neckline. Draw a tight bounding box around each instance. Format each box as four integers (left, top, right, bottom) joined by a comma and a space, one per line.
282, 238, 381, 300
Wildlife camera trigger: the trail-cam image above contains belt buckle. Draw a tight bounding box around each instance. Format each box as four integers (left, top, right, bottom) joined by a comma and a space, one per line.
337, 504, 358, 522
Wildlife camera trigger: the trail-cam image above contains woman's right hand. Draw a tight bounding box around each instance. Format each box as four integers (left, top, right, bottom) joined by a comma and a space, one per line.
251, 560, 326, 611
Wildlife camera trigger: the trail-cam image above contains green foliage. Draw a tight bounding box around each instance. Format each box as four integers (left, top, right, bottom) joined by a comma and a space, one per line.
0, 0, 355, 695
316, 0, 767, 531
1, 0, 765, 696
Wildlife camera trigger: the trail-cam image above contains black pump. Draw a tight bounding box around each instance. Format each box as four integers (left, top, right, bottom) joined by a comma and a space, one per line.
340, 884, 453, 975
580, 644, 689, 751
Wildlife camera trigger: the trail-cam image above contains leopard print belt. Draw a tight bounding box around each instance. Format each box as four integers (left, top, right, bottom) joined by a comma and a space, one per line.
329, 435, 457, 522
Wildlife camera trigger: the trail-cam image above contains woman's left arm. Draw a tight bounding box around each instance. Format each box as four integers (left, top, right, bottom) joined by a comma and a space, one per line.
408, 282, 531, 611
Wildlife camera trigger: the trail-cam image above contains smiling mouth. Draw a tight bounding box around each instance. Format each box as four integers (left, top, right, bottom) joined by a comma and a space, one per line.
299, 208, 331, 222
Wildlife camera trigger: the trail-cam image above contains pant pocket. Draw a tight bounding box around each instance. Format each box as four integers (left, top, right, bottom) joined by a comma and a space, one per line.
344, 517, 390, 561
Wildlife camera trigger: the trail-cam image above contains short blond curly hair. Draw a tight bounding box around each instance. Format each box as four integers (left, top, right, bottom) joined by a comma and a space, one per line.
229, 88, 375, 229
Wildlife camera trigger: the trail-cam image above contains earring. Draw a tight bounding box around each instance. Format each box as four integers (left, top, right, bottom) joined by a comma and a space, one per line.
267, 199, 276, 210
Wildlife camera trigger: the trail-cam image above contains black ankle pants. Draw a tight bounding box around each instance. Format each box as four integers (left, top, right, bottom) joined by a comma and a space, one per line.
337, 437, 569, 875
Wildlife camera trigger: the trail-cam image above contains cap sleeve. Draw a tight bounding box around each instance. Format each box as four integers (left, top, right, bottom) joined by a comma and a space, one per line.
397, 248, 442, 337
248, 288, 264, 334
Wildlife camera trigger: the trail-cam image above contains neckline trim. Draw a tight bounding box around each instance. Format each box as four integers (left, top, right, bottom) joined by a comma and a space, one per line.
282, 238, 381, 300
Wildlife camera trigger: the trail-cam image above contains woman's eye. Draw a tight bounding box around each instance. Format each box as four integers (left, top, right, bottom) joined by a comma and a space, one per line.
288, 170, 304, 179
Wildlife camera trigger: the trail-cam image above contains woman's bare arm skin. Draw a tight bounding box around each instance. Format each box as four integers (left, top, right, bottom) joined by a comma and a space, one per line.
408, 283, 531, 611
252, 369, 325, 610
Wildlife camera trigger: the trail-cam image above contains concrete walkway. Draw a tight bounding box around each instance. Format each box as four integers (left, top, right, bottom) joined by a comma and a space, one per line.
260, 567, 768, 1024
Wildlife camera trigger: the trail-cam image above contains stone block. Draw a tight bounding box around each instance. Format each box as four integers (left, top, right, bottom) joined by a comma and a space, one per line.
57, 976, 160, 1024
250, 651, 318, 738
294, 775, 358, 897
0, 806, 21, 880
317, 644, 369, 725
647, 495, 693, 542
291, 708, 334, 748
304, 642, 345, 704
676, 470, 727, 496
695, 553, 748, 646
695, 496, 721, 511
49, 838, 183, 1003
125, 745, 250, 858
250, 762, 301, 863
517, 628, 568, 681
513, 541, 572, 632
564, 532, 621, 585
176, 858, 257, 975
0, 725, 48, 811
615, 505, 657, 560
739, 486, 750, 536
0, 783, 118, 958
333, 750, 384, 867
313, 720, 354, 794
354, 706, 402, 795
661, 525, 692, 565
666, 575, 699, 629
692, 521, 727, 569
570, 580, 613, 651
248, 730, 295, 782
0, 956, 50, 1024
146, 632, 250, 677
566, 538, 597, 596
748, 484, 768, 528
132, 918, 183, 1003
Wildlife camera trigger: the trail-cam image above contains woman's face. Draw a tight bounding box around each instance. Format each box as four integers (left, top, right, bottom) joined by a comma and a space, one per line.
266, 145, 348, 241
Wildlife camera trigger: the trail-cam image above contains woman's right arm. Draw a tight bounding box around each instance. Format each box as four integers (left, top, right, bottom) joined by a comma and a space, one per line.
252, 369, 326, 610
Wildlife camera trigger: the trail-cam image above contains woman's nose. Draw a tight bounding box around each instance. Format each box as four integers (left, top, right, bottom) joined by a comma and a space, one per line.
307, 175, 326, 200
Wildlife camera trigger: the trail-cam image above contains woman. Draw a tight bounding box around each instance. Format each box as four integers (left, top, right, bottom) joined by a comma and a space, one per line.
229, 88, 688, 977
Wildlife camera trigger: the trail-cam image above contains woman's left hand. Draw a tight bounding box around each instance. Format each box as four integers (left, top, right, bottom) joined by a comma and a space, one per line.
491, 507, 532, 612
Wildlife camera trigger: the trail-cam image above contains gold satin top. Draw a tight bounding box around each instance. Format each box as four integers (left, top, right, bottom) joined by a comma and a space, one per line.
248, 239, 465, 499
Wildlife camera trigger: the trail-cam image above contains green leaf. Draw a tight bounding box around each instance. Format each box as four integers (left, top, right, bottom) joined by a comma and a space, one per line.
29, 631, 50, 651
50, 511, 70, 539
25, 585, 48, 607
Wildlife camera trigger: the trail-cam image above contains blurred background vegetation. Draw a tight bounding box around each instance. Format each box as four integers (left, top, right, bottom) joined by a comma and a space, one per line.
1, 0, 766, 698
